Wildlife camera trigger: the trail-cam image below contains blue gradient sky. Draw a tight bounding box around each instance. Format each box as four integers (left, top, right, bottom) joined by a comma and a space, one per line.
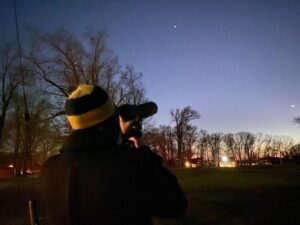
1, 0, 300, 141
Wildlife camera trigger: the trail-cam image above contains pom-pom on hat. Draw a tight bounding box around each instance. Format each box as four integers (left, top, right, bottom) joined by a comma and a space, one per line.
65, 84, 116, 130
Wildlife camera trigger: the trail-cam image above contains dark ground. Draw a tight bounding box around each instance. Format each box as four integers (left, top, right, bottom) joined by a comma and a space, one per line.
155, 165, 300, 225
0, 177, 40, 225
1, 166, 300, 225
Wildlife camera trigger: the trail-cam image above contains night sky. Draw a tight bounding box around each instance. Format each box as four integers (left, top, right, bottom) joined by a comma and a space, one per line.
1, 0, 300, 141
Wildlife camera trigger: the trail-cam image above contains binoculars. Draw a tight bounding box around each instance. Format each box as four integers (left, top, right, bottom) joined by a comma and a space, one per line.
118, 102, 158, 137
118, 102, 158, 122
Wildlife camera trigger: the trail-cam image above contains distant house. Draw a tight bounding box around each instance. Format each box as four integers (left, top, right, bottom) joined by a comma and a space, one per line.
0, 152, 42, 178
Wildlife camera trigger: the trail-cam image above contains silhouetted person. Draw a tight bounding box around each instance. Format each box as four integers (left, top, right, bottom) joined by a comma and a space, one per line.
40, 84, 187, 225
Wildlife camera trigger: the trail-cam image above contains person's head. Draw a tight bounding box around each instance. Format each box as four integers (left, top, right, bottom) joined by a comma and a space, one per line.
65, 84, 120, 139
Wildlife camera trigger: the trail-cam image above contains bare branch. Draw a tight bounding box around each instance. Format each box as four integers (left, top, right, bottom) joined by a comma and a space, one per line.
293, 117, 300, 125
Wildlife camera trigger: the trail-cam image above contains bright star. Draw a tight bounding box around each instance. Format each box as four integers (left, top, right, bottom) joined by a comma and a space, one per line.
173, 25, 177, 28
291, 104, 295, 108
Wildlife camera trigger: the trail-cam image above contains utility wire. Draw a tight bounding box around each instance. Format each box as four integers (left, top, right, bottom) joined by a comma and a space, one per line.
13, 0, 31, 175
13, 0, 29, 120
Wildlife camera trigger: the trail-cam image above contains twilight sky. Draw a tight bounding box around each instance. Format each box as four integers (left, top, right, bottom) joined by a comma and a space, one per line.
1, 0, 300, 141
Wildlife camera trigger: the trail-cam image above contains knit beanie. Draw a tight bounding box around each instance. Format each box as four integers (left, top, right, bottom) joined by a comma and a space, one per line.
65, 84, 116, 130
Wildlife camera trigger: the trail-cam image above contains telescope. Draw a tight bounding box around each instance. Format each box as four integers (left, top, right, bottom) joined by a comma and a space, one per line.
118, 102, 158, 137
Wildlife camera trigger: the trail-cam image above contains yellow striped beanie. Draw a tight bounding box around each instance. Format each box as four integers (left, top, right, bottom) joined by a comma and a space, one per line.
65, 84, 116, 130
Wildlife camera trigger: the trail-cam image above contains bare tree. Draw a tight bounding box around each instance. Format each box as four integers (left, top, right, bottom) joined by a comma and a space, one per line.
3, 94, 23, 175
28, 29, 84, 95
234, 132, 245, 163
234, 132, 255, 164
293, 117, 300, 125
35, 127, 63, 164
0, 42, 21, 147
154, 128, 168, 162
27, 29, 129, 105
165, 126, 177, 165
183, 125, 198, 162
254, 133, 267, 161
223, 133, 236, 160
25, 29, 147, 135
208, 132, 223, 167
197, 130, 210, 163
143, 126, 161, 152
4, 89, 59, 175
158, 125, 176, 165
262, 135, 273, 157
170, 106, 200, 167
243, 132, 255, 165
115, 65, 146, 105
290, 144, 300, 156
278, 136, 294, 159
269, 136, 283, 157
28, 29, 146, 103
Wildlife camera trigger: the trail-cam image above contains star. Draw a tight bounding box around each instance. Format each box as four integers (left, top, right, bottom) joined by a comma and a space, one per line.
291, 104, 295, 108
173, 25, 177, 29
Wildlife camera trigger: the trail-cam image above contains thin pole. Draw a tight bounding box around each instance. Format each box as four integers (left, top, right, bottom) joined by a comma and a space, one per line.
13, 0, 31, 174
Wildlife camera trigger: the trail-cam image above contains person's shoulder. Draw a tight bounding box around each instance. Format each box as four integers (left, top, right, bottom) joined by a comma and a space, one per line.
42, 154, 60, 167
41, 152, 71, 173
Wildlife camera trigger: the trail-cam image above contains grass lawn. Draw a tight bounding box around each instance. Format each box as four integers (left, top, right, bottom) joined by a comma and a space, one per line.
155, 165, 300, 225
1, 165, 300, 225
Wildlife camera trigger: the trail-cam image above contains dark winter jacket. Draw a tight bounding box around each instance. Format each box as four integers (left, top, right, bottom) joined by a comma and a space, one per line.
40, 128, 187, 225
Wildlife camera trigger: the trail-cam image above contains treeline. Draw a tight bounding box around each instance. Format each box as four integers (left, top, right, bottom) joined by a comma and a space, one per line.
143, 106, 300, 167
0, 28, 147, 175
